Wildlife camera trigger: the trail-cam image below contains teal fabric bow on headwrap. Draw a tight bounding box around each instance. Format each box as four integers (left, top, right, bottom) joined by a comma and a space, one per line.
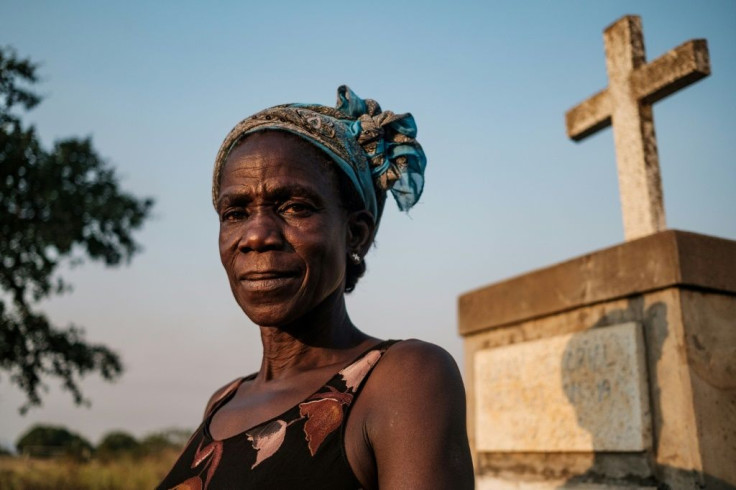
212, 85, 426, 220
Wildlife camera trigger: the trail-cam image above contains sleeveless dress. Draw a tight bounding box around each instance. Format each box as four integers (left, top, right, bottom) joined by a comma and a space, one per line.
157, 340, 398, 489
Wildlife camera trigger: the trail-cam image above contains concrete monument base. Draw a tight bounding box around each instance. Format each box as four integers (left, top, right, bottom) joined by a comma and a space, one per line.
458, 230, 736, 489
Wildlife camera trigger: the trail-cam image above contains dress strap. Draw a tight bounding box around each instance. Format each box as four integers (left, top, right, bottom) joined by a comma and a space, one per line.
351, 339, 400, 363
203, 376, 248, 419
331, 339, 401, 396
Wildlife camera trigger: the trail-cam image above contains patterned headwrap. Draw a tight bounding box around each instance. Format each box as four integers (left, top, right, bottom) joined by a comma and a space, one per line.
212, 85, 426, 219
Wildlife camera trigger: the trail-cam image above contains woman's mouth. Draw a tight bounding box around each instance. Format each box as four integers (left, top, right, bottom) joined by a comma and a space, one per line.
239, 270, 300, 292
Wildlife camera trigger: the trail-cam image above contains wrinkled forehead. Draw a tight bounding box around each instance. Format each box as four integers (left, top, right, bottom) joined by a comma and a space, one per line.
217, 131, 344, 202
226, 130, 332, 168
220, 130, 336, 183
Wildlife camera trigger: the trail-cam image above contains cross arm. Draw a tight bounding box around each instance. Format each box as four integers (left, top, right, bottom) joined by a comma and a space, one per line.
565, 88, 612, 141
632, 39, 710, 105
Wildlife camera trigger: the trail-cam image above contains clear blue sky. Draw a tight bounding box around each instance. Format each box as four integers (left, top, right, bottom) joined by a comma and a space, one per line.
1, 1, 734, 447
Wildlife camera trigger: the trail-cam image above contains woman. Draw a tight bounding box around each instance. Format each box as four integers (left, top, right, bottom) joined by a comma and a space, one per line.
158, 86, 474, 489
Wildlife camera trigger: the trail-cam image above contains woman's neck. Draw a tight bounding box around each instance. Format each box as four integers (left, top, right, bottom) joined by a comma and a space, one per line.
256, 290, 369, 381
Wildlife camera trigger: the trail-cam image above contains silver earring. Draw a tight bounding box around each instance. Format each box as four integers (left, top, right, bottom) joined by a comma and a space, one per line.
349, 252, 362, 265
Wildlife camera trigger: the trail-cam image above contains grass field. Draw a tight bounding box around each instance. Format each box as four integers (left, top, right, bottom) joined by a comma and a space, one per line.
0, 450, 180, 490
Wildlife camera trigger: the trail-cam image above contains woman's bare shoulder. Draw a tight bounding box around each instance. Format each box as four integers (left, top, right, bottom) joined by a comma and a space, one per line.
377, 338, 462, 382
361, 339, 474, 488
363, 338, 467, 417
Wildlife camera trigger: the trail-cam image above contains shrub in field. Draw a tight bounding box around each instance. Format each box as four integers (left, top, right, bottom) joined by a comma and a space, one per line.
96, 431, 140, 461
16, 424, 93, 460
139, 428, 191, 456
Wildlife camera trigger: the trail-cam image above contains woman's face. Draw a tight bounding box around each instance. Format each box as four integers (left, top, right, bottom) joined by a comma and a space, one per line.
217, 131, 354, 327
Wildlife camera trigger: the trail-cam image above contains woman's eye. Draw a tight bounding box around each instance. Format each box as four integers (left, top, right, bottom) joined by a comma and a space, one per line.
280, 202, 315, 216
221, 209, 246, 222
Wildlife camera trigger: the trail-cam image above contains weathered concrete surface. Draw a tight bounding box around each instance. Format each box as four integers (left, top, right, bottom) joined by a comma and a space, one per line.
464, 292, 673, 485
566, 35, 710, 139
476, 452, 652, 488
475, 323, 650, 452
458, 230, 736, 336
477, 478, 655, 490
460, 232, 736, 488
565, 15, 710, 241
680, 290, 736, 486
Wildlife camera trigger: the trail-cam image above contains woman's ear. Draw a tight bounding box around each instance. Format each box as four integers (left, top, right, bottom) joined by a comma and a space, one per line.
346, 210, 376, 257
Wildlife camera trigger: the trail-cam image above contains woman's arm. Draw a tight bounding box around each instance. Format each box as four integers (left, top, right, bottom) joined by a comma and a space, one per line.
363, 340, 475, 489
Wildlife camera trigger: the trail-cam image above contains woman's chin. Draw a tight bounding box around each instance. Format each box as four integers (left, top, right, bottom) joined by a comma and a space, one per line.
236, 282, 344, 328
239, 299, 305, 328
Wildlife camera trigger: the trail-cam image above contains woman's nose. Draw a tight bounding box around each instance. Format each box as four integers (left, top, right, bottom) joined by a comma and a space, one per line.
238, 212, 284, 252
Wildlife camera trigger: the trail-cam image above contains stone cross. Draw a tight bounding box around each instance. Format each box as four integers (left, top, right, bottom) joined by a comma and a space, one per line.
566, 15, 710, 241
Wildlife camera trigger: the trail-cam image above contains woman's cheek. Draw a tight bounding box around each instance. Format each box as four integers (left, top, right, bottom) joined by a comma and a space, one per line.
218, 227, 240, 266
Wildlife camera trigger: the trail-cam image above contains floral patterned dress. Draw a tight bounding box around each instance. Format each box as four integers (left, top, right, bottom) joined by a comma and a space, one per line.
157, 340, 398, 489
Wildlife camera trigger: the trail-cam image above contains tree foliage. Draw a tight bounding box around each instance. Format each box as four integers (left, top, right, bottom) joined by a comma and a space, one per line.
15, 424, 93, 460
96, 430, 140, 461
0, 47, 154, 413
139, 428, 191, 455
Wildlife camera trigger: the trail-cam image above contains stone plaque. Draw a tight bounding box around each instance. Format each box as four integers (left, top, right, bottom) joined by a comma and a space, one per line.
475, 322, 651, 452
